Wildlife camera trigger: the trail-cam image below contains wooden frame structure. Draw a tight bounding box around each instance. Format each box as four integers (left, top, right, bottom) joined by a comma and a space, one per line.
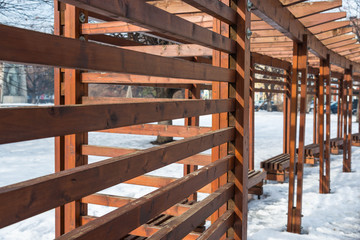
0, 0, 360, 239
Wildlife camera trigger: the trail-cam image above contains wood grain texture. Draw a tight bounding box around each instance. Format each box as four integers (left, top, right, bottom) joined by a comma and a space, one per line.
0, 128, 234, 229
0, 99, 234, 143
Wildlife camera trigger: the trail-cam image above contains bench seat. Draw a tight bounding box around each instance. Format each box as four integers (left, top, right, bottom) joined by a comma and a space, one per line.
248, 170, 266, 198
352, 133, 360, 146
260, 153, 290, 182
296, 144, 320, 165
330, 137, 343, 154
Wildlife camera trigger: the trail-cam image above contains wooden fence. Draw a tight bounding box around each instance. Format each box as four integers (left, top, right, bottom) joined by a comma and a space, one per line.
1, 0, 360, 239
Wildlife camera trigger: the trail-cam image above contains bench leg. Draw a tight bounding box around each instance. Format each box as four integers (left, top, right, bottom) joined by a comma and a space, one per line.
248, 182, 263, 199
304, 156, 317, 165
265, 170, 286, 183
331, 147, 339, 155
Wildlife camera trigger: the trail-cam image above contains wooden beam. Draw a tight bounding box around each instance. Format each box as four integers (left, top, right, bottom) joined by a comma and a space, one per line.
148, 183, 234, 240
81, 145, 212, 166
324, 55, 331, 194
327, 39, 357, 49
308, 21, 350, 35
287, 0, 342, 19
97, 124, 211, 138
250, 0, 360, 73
0, 25, 234, 82
181, 0, 236, 25
82, 193, 191, 217
0, 128, 234, 229
0, 99, 234, 144
120, 44, 212, 57
59, 0, 236, 53
300, 12, 347, 28
316, 27, 353, 40
197, 210, 234, 240
228, 0, 250, 239
57, 155, 234, 239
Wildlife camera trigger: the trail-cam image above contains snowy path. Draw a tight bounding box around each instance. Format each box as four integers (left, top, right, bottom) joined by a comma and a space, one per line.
0, 112, 359, 239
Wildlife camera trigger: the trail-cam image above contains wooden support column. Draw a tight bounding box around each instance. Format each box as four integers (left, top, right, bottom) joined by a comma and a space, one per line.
313, 76, 319, 144
324, 55, 331, 193
319, 55, 331, 193
184, 85, 200, 202
318, 58, 325, 193
63, 5, 88, 233
249, 57, 255, 169
287, 35, 308, 234
211, 0, 229, 228
54, 1, 65, 237
343, 66, 353, 172
228, 0, 250, 239
284, 67, 291, 154
338, 78, 343, 138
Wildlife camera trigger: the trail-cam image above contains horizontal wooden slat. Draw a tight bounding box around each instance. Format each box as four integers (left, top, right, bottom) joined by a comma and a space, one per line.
300, 12, 347, 28
287, 0, 342, 19
82, 193, 190, 217
0, 99, 234, 144
121, 44, 212, 57
254, 88, 287, 94
97, 124, 211, 138
0, 25, 234, 82
59, 0, 235, 53
252, 52, 292, 70
57, 155, 234, 239
126, 175, 211, 194
0, 128, 234, 228
82, 145, 212, 166
147, 183, 234, 240
81, 217, 200, 240
248, 170, 266, 189
197, 209, 234, 240
82, 72, 217, 85
82, 97, 191, 104
181, 0, 236, 25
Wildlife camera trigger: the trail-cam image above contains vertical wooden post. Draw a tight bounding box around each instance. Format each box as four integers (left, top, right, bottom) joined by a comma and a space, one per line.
249, 56, 255, 170
229, 0, 250, 239
54, 0, 65, 237
283, 68, 291, 154
343, 66, 353, 172
324, 55, 331, 193
63, 5, 88, 233
184, 85, 200, 202
313, 76, 318, 144
338, 78, 343, 138
287, 35, 308, 234
318, 58, 325, 193
319, 55, 331, 193
211, 0, 229, 229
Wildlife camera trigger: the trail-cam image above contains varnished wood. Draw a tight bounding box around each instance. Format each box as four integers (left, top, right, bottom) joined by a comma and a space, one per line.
57, 155, 234, 239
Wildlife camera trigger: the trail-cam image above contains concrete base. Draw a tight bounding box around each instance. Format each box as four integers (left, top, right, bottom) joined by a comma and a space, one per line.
2, 96, 27, 104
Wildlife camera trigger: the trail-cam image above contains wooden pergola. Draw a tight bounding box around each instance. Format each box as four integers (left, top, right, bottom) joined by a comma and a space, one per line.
0, 0, 359, 239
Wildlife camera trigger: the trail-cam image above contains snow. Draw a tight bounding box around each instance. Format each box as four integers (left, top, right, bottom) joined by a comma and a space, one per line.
0, 111, 359, 239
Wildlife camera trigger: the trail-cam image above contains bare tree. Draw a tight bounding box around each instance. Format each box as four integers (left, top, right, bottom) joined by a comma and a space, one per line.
0, 0, 53, 33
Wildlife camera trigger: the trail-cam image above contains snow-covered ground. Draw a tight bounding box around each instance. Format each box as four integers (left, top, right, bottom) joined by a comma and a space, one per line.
0, 111, 359, 239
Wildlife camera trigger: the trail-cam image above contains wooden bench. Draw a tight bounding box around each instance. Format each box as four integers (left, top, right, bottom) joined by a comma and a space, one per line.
260, 153, 290, 182
296, 143, 320, 165
248, 170, 266, 199
330, 138, 343, 154
352, 133, 360, 146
